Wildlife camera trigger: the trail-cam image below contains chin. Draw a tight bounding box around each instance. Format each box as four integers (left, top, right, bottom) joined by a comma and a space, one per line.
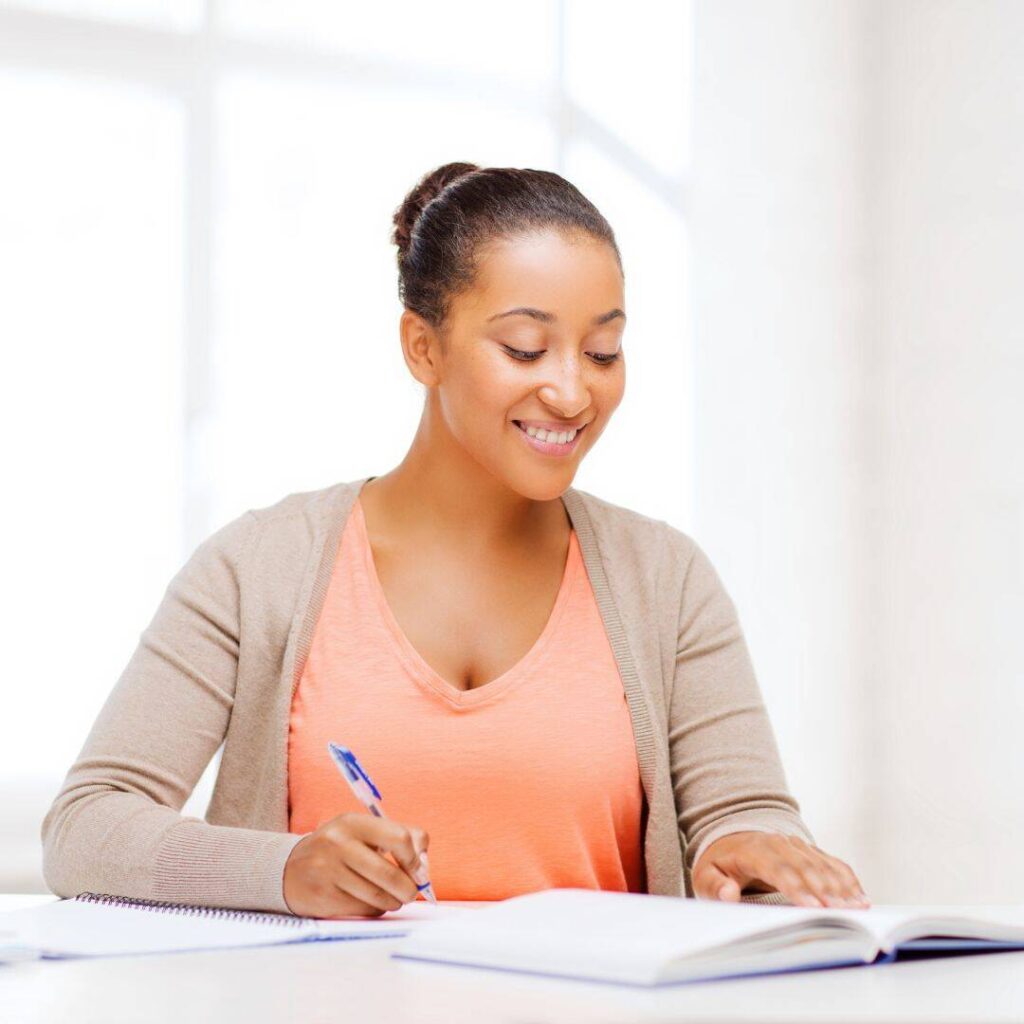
504, 468, 578, 504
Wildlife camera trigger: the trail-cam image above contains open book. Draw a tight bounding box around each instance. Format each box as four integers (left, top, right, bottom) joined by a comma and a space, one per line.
393, 888, 1024, 987
0, 892, 473, 962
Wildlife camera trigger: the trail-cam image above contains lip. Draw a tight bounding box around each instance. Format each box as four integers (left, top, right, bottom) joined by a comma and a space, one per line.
512, 419, 587, 457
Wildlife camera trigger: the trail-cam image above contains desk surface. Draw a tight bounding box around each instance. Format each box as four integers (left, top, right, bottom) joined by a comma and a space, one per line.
3, 894, 1022, 1024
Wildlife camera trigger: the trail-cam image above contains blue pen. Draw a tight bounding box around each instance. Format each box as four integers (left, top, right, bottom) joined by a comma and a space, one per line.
327, 741, 437, 904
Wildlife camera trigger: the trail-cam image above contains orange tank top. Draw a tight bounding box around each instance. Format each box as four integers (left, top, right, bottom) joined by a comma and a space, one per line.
287, 497, 645, 900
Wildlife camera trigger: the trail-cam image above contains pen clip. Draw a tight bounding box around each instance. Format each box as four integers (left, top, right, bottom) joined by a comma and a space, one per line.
328, 742, 383, 801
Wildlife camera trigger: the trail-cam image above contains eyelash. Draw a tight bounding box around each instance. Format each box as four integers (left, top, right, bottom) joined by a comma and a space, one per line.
501, 345, 620, 365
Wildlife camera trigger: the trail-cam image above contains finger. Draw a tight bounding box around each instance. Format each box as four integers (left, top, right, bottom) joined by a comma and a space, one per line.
806, 842, 870, 903
820, 855, 871, 907
344, 841, 420, 905
814, 858, 860, 907
792, 851, 864, 908
383, 826, 432, 896
787, 854, 845, 906
757, 861, 825, 908
332, 861, 404, 913
324, 894, 385, 919
408, 825, 430, 854
392, 826, 432, 891
346, 817, 428, 877
694, 861, 742, 902
313, 872, 387, 919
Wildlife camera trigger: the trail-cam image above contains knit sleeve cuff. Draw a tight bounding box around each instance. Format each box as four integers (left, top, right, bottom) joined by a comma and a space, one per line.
152, 820, 306, 914
739, 890, 793, 906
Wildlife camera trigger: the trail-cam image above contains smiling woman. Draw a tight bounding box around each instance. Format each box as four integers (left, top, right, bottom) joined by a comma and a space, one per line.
41, 161, 870, 920
381, 164, 629, 507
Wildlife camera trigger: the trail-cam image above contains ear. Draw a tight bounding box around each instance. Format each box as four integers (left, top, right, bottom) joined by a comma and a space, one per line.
399, 309, 443, 388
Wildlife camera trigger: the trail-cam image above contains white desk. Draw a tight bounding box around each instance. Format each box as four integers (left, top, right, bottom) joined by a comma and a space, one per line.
2, 894, 1022, 1024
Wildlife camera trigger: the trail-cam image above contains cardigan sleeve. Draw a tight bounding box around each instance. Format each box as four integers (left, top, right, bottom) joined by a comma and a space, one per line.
668, 536, 815, 899
40, 509, 303, 914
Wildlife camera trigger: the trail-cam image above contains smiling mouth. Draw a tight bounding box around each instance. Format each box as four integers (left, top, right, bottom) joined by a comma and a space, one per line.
512, 420, 588, 455
513, 421, 588, 438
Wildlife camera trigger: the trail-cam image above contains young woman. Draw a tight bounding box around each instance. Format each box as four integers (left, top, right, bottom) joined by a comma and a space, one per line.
42, 162, 869, 918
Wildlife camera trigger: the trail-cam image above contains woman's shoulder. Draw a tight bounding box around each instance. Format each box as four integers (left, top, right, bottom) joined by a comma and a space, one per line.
566, 485, 698, 573
569, 488, 738, 625
247, 477, 361, 526
186, 478, 361, 576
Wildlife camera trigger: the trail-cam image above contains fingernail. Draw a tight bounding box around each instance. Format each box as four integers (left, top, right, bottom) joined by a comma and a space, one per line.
412, 850, 431, 888
417, 852, 437, 903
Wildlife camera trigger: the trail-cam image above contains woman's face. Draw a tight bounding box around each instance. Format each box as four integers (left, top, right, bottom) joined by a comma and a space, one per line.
423, 228, 626, 502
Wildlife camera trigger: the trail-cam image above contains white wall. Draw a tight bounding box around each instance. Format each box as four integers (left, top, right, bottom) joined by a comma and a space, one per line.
690, 0, 873, 886
691, 0, 1024, 903
868, 0, 1024, 902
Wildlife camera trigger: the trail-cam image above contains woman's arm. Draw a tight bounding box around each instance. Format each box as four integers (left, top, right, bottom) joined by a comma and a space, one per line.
668, 535, 862, 905
40, 510, 303, 913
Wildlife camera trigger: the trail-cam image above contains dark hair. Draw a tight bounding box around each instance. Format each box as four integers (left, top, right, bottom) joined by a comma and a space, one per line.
391, 162, 622, 336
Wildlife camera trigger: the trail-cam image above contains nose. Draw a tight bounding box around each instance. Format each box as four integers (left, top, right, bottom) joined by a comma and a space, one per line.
537, 353, 591, 420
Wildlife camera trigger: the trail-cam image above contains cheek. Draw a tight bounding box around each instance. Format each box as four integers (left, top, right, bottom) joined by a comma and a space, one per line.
471, 348, 534, 405
441, 352, 520, 430
596, 364, 626, 411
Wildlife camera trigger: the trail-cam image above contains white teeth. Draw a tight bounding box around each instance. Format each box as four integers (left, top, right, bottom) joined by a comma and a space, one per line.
521, 424, 578, 444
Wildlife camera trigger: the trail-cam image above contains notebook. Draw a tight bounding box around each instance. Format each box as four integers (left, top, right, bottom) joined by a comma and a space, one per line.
0, 892, 476, 962
393, 888, 1024, 987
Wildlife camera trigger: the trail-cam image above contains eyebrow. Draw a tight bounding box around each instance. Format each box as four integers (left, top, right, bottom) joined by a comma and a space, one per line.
486, 307, 626, 326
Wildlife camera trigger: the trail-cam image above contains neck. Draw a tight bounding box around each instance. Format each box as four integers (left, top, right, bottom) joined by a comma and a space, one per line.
360, 402, 568, 551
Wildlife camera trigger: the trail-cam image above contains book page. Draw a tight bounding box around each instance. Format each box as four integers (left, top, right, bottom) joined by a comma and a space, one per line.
396, 889, 871, 985
789, 903, 1024, 953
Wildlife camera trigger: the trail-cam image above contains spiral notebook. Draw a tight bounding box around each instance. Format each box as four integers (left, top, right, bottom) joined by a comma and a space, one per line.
0, 892, 470, 962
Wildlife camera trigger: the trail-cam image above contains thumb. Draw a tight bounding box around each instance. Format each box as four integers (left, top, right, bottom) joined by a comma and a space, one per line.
410, 826, 430, 856
695, 861, 742, 902
408, 827, 431, 887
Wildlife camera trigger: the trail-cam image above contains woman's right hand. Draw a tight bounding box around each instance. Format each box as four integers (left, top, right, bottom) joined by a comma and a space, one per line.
282, 812, 431, 918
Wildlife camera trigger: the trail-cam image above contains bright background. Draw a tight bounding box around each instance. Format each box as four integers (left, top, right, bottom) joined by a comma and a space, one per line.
2, 0, 1023, 904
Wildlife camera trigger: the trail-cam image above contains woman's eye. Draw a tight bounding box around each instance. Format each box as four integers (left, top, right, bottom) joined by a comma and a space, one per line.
502, 345, 543, 362
501, 345, 621, 365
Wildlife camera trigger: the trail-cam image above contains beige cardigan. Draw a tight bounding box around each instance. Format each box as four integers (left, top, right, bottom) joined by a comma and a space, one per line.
41, 476, 813, 913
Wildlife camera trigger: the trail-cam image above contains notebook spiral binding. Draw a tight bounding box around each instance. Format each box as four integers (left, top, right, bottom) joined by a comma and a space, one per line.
74, 892, 306, 928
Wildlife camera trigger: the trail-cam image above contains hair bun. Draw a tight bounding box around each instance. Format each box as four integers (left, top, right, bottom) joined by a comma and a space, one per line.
392, 161, 619, 332
391, 161, 480, 260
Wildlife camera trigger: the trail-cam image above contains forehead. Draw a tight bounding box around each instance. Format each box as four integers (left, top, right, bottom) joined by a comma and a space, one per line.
460, 230, 624, 322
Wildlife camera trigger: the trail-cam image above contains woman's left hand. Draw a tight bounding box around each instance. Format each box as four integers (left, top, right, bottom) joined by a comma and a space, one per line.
692, 831, 871, 909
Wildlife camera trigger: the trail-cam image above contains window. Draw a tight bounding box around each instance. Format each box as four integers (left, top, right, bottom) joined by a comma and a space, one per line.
0, 0, 692, 887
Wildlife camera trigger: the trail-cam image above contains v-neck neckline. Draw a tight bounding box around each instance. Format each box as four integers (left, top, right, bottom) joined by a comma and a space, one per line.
350, 494, 580, 709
